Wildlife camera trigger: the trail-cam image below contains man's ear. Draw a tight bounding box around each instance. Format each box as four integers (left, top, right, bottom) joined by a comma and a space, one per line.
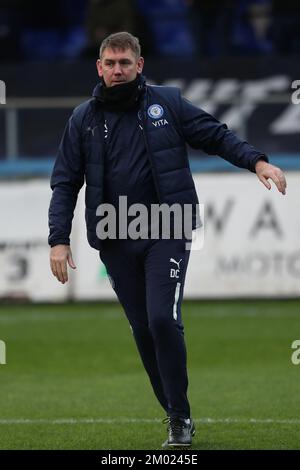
96, 59, 103, 77
137, 56, 144, 74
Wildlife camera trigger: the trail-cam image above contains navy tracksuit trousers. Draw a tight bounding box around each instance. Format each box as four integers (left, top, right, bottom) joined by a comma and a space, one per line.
99, 237, 191, 418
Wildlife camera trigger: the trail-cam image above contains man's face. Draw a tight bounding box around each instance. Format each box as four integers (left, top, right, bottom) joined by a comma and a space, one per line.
96, 47, 144, 87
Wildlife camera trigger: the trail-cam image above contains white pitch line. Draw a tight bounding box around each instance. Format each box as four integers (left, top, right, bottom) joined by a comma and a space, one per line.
0, 417, 299, 425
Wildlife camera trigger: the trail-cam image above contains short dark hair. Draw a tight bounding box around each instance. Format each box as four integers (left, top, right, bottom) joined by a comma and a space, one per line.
99, 32, 141, 59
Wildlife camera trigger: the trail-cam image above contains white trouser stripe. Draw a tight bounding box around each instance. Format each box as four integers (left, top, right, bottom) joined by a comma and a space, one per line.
173, 282, 181, 320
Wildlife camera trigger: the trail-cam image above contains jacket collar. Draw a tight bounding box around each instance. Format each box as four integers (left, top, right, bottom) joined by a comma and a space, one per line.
92, 74, 147, 111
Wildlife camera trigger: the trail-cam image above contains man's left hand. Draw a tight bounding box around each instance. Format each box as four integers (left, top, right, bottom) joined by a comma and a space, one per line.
255, 160, 287, 195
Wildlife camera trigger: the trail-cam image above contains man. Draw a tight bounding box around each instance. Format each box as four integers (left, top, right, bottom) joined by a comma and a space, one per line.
48, 32, 286, 448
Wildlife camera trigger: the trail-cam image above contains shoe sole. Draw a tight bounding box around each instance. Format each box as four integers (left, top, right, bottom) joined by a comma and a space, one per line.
168, 442, 192, 447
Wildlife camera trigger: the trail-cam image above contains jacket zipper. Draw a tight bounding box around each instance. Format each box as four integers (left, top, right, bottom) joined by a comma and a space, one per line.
139, 97, 162, 204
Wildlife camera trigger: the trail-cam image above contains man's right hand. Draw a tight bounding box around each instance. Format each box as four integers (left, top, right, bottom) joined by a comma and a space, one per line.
50, 245, 76, 284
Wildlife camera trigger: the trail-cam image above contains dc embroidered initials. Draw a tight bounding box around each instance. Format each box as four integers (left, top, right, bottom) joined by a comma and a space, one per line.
152, 119, 169, 127
170, 268, 180, 278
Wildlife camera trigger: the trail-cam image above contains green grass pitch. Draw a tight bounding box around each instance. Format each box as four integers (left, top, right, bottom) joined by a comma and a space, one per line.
0, 299, 300, 450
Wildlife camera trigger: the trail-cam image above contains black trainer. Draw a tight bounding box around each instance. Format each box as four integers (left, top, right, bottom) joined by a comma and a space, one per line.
162, 416, 196, 448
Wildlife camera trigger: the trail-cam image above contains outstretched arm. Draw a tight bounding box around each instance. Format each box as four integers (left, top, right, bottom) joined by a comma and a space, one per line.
180, 95, 287, 194
180, 95, 268, 172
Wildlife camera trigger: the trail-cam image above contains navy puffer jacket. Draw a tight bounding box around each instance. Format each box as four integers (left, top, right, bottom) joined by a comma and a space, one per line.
48, 82, 268, 250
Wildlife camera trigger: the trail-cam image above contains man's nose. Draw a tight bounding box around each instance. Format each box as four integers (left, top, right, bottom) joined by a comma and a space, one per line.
113, 63, 122, 74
